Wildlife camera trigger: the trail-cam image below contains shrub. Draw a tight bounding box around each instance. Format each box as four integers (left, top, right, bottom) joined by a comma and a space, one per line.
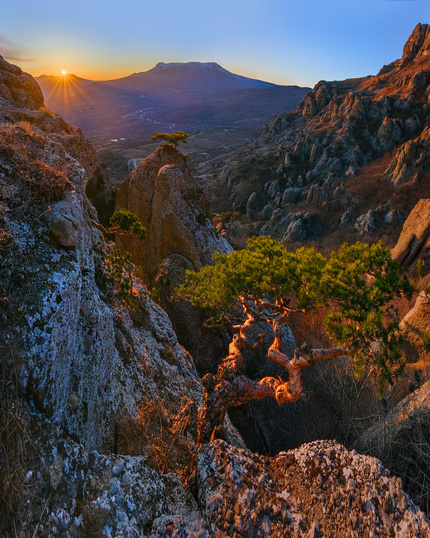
423, 332, 430, 352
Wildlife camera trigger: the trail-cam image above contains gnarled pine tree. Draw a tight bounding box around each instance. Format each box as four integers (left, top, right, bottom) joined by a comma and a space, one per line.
177, 236, 413, 445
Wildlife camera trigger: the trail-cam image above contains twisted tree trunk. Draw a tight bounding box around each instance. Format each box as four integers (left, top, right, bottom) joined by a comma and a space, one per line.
196, 312, 348, 446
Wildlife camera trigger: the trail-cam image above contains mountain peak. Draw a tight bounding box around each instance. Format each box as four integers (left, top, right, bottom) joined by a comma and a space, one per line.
154, 61, 223, 70
402, 22, 430, 62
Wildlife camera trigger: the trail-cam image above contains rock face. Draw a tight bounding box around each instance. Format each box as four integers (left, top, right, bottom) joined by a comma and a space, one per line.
115, 145, 232, 282
85, 162, 116, 226
0, 54, 43, 111
198, 439, 430, 537
386, 126, 430, 187
115, 145, 232, 371
400, 290, 430, 363
0, 57, 203, 453
392, 198, 430, 269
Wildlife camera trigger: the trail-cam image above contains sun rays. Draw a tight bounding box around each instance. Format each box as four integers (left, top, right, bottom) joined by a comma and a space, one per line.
43, 72, 91, 116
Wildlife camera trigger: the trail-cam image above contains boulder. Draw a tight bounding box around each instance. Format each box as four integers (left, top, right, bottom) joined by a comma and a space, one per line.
385, 126, 430, 187
283, 212, 312, 242
282, 186, 305, 205
339, 206, 354, 228
246, 191, 259, 220
353, 209, 382, 235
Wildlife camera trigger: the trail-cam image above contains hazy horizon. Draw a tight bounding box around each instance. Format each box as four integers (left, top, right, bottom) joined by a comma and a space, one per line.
2, 0, 429, 88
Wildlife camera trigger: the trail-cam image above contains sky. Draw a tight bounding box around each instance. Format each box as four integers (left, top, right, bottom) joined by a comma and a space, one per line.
1, 0, 429, 87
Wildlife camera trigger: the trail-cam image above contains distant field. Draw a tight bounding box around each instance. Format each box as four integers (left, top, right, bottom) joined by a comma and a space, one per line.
94, 127, 260, 186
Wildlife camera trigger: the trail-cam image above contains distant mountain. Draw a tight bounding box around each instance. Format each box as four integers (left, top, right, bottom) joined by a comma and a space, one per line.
36, 62, 311, 141
105, 61, 276, 91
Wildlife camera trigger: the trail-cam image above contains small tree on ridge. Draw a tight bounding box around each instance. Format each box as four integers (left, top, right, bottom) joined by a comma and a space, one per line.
150, 131, 189, 149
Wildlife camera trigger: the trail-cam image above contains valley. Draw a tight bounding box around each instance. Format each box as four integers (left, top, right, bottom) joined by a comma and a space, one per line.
37, 62, 311, 184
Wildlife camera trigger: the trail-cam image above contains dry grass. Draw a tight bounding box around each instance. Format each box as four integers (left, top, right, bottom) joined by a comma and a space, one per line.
0, 121, 72, 204
111, 396, 197, 482
378, 411, 430, 516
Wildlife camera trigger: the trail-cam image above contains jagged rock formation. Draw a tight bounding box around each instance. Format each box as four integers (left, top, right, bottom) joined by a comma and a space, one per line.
392, 198, 430, 270
400, 290, 430, 364
115, 145, 233, 371
85, 162, 116, 226
198, 23, 430, 249
115, 145, 232, 282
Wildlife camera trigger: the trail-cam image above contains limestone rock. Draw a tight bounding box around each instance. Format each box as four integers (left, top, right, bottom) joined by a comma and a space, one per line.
375, 117, 402, 152
47, 192, 83, 247
305, 184, 327, 206
402, 23, 430, 62
214, 23, 430, 249
353, 209, 382, 235
155, 254, 229, 374
356, 380, 430, 514
392, 198, 430, 268
400, 291, 430, 362
386, 126, 430, 187
283, 212, 312, 242
268, 208, 290, 237
246, 191, 259, 220
198, 439, 430, 537
282, 186, 305, 205
85, 163, 116, 226
339, 206, 354, 228
0, 54, 43, 111
115, 145, 231, 282
0, 58, 204, 451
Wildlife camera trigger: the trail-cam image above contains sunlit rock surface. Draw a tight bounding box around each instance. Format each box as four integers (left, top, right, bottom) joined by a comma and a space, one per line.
198, 439, 430, 537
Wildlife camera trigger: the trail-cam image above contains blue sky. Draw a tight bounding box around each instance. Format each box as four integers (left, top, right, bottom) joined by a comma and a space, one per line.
1, 0, 429, 86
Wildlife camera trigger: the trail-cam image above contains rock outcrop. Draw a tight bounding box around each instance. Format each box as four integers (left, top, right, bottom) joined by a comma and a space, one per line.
400, 290, 430, 364
392, 198, 430, 270
357, 380, 430, 518
0, 65, 203, 453
198, 439, 430, 537
115, 145, 232, 282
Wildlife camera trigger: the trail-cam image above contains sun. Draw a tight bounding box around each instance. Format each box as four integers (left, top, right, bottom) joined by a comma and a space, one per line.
62, 70, 67, 76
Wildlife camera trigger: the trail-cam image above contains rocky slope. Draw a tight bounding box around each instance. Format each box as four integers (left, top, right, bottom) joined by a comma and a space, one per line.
1, 56, 430, 536
199, 23, 430, 249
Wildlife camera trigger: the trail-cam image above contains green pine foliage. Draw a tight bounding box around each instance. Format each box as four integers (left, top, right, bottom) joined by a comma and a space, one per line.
109, 208, 146, 240
150, 131, 189, 147
177, 236, 414, 394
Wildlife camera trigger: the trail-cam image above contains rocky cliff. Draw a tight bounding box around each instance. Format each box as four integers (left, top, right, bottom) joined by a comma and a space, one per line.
1, 56, 430, 536
115, 145, 232, 282
199, 23, 430, 249
115, 144, 233, 372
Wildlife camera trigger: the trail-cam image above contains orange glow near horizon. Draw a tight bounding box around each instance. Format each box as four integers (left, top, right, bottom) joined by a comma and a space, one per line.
45, 73, 92, 113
